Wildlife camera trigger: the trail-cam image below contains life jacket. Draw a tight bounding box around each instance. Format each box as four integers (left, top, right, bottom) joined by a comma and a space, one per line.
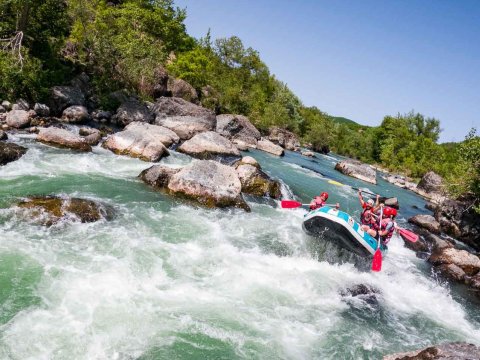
310, 196, 325, 210
379, 218, 395, 244
360, 207, 374, 226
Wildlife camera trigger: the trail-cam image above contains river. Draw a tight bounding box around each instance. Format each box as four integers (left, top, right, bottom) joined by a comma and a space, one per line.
1, 134, 479, 359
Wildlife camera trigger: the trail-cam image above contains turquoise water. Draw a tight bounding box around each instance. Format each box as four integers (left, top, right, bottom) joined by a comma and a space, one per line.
0, 134, 479, 359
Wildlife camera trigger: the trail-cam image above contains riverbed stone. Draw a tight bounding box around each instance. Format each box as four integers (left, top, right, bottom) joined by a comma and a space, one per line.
0, 142, 27, 165
236, 164, 281, 199
428, 247, 480, 276
37, 127, 92, 152
383, 342, 480, 360
79, 127, 102, 146
177, 131, 240, 161
302, 150, 315, 157
408, 214, 441, 234
335, 160, 377, 184
16, 196, 113, 226
6, 109, 32, 128
111, 99, 153, 126
256, 138, 284, 156
103, 122, 175, 161
62, 105, 90, 123
215, 114, 261, 147
139, 165, 180, 188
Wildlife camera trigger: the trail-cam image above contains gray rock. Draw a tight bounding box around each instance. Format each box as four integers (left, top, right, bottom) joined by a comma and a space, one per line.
256, 138, 284, 156
335, 160, 377, 184
177, 131, 240, 161
167, 78, 198, 103
215, 114, 261, 147
233, 139, 249, 151
238, 156, 259, 168
408, 214, 441, 234
1, 101, 12, 111
437, 263, 466, 282
379, 196, 399, 209
155, 115, 215, 140
103, 122, 176, 162
236, 164, 281, 199
152, 67, 170, 98
111, 99, 153, 126
138, 165, 180, 188
424, 233, 453, 251
50, 86, 85, 115
0, 142, 27, 165
383, 342, 480, 360
0, 130, 7, 140
268, 127, 300, 151
302, 151, 315, 157
70, 72, 91, 95
417, 171, 444, 194
62, 105, 90, 123
34, 103, 50, 117
6, 110, 32, 129
92, 110, 112, 122
12, 98, 29, 110
0, 105, 5, 113
79, 127, 102, 146
429, 247, 480, 276
37, 127, 92, 152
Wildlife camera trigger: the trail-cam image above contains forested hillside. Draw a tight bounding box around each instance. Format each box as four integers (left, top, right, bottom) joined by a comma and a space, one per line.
0, 0, 478, 205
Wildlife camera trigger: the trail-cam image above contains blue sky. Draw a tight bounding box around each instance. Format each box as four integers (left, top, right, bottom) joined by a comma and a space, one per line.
174, 0, 479, 143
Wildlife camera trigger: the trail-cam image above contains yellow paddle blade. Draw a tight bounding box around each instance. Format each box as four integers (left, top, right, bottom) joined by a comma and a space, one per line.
328, 180, 344, 186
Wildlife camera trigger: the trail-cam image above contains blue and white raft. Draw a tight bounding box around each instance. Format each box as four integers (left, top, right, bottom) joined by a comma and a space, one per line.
302, 206, 387, 257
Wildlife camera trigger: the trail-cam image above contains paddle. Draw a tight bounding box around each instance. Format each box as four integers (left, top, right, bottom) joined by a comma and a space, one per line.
327, 180, 379, 197
398, 228, 419, 243
372, 206, 383, 272
280, 200, 338, 209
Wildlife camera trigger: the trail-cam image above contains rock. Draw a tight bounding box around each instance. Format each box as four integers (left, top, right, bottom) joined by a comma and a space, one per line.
256, 138, 284, 156
152, 67, 170, 98
155, 115, 215, 140
147, 160, 249, 210
233, 140, 249, 151
102, 122, 176, 161
12, 99, 30, 110
383, 342, 480, 360
340, 284, 379, 306
70, 72, 91, 95
236, 164, 281, 199
302, 151, 315, 157
37, 127, 92, 152
469, 273, 480, 291
167, 78, 198, 103
91, 110, 112, 122
335, 160, 377, 184
379, 196, 399, 209
33, 103, 50, 117
216, 114, 261, 147
49, 86, 85, 115
267, 127, 300, 151
0, 105, 5, 113
238, 156, 259, 168
0, 142, 27, 165
408, 214, 441, 234
0, 130, 7, 140
384, 174, 407, 188
437, 263, 466, 282
1, 100, 12, 111
108, 89, 132, 108
177, 131, 240, 162
111, 99, 153, 126
417, 171, 444, 194
79, 127, 102, 146
403, 235, 429, 253
139, 165, 180, 188
429, 247, 480, 276
435, 197, 480, 250
6, 110, 32, 129
16, 196, 113, 226
424, 233, 453, 251
62, 105, 90, 123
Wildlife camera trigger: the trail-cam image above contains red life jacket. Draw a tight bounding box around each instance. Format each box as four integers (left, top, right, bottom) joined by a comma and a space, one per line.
360, 207, 374, 226
379, 218, 395, 244
310, 196, 325, 210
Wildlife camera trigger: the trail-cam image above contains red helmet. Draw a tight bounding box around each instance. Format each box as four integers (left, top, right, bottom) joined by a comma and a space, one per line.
321, 192, 329, 200
383, 207, 397, 218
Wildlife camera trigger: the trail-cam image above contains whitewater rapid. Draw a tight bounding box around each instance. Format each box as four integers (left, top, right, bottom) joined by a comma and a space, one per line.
0, 136, 479, 359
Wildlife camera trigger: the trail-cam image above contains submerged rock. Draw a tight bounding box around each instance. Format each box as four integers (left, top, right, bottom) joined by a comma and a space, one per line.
37, 127, 92, 152
236, 164, 281, 199
340, 284, 379, 306
335, 160, 377, 184
383, 342, 480, 360
177, 131, 240, 162
408, 214, 441, 234
256, 138, 284, 156
16, 196, 113, 226
0, 142, 27, 165
139, 160, 249, 210
103, 122, 175, 161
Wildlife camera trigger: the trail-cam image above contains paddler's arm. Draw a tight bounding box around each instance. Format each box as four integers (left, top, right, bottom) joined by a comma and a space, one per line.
358, 190, 365, 207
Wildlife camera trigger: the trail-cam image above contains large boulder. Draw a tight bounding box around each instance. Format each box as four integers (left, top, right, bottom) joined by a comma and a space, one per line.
236, 164, 281, 199
167, 78, 198, 103
256, 138, 284, 156
0, 142, 27, 165
61, 105, 90, 123
238, 155, 259, 168
177, 131, 240, 162
103, 122, 176, 162
417, 171, 444, 194
12, 99, 30, 110
379, 196, 399, 209
79, 127, 102, 146
33, 103, 50, 117
49, 86, 85, 115
335, 160, 376, 184
152, 67, 170, 98
111, 99, 153, 126
37, 127, 92, 152
140, 160, 249, 210
16, 196, 113, 226
6, 109, 33, 128
139, 165, 180, 188
267, 127, 300, 151
383, 342, 480, 360
428, 247, 480, 276
434, 197, 480, 250
215, 114, 261, 147
408, 214, 441, 234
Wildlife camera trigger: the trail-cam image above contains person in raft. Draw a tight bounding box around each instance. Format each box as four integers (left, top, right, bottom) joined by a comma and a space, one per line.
309, 192, 340, 210
358, 190, 380, 229
362, 204, 398, 245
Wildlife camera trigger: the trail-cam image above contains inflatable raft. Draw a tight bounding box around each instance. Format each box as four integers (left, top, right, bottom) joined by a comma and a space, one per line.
302, 206, 386, 257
